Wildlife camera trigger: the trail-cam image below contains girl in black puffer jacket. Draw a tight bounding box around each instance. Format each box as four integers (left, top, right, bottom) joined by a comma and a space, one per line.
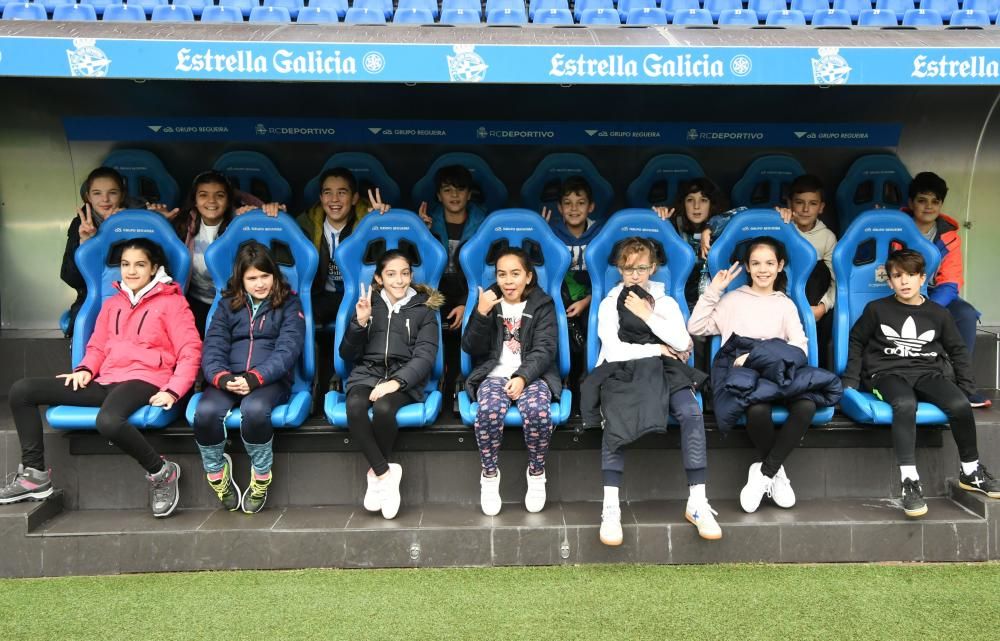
340, 249, 443, 520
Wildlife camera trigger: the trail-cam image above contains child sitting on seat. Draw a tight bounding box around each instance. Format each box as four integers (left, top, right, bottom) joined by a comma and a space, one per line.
5, 238, 201, 518
842, 248, 999, 517
193, 241, 305, 515
583, 237, 718, 545
340, 250, 442, 520
463, 248, 560, 516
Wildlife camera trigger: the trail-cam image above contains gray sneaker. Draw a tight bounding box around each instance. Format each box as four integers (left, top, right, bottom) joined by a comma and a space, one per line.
147, 460, 181, 518
0, 465, 54, 504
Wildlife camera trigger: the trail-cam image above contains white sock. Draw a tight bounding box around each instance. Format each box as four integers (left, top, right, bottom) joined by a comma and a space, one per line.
603, 486, 619, 507
961, 460, 980, 475
900, 465, 919, 482
688, 484, 706, 503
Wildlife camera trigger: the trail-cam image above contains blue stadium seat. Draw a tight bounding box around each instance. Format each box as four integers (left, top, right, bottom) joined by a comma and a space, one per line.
574, 0, 613, 19
200, 4, 244, 20
948, 7, 989, 23
626, 154, 705, 209
920, 0, 957, 15
579, 5, 621, 20
812, 7, 853, 23
487, 6, 528, 21
351, 0, 390, 17
264, 0, 302, 18
704, 0, 742, 19
249, 4, 290, 20
832, 211, 947, 424
398, 0, 438, 17
857, 6, 898, 20
528, 0, 568, 18
875, 0, 912, 15
835, 154, 911, 230
534, 6, 574, 20
53, 3, 98, 18
128, 0, 165, 14
102, 149, 181, 210
212, 151, 292, 206
718, 7, 759, 21
832, 0, 870, 20
671, 6, 713, 22
103, 6, 148, 25
411, 152, 509, 215
219, 0, 256, 17
628, 6, 669, 21
661, 0, 699, 19
961, 0, 998, 21
393, 6, 433, 20
520, 153, 614, 221
325, 211, 447, 428
151, 4, 195, 20
442, 0, 481, 16
748, 0, 788, 16
344, 5, 386, 21
485, 0, 525, 12
40, 0, 73, 13
185, 212, 319, 430
730, 154, 806, 209
3, 1, 47, 18
296, 5, 339, 19
902, 6, 943, 21
617, 0, 654, 19
766, 7, 807, 22
172, 0, 207, 16
790, 0, 829, 17
457, 210, 573, 427
440, 6, 481, 20
706, 209, 834, 425
304, 153, 401, 208
80, 0, 114, 15
48, 212, 191, 431
309, 0, 348, 17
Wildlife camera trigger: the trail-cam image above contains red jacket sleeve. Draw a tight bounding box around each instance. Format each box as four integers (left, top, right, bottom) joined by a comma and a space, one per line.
161, 296, 203, 398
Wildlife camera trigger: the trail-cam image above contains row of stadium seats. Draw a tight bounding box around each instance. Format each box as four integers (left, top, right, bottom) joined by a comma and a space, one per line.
3, 0, 996, 23
98, 148, 914, 230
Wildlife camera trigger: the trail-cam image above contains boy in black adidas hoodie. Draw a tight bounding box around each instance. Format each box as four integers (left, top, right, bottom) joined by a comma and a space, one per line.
843, 249, 999, 517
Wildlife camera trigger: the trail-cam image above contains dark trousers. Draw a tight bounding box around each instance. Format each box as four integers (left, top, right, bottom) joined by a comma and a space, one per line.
441, 325, 462, 413
9, 377, 164, 473
745, 398, 817, 478
345, 385, 412, 476
192, 383, 290, 446
872, 373, 979, 466
947, 296, 980, 364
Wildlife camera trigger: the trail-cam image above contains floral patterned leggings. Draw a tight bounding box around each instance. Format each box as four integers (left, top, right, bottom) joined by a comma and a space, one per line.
474, 377, 553, 476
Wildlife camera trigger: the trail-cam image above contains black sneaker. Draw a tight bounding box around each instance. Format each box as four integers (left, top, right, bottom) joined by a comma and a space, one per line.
901, 478, 928, 518
959, 464, 1000, 498
241, 474, 271, 514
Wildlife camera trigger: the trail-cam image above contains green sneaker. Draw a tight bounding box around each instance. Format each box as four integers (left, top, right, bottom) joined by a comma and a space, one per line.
207, 453, 241, 512
241, 473, 271, 514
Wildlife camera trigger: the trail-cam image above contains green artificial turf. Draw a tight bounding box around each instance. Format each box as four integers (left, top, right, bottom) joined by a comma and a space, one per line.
2, 564, 997, 640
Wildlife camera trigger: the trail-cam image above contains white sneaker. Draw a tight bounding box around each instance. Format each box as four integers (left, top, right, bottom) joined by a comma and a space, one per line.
600, 503, 623, 546
480, 470, 502, 516
363, 471, 382, 512
771, 466, 796, 509
685, 499, 723, 540
524, 468, 547, 513
739, 462, 772, 514
380, 463, 402, 520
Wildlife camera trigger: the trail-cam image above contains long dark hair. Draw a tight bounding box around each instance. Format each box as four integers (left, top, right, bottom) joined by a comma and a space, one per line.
117, 237, 167, 278
371, 249, 413, 292
223, 241, 291, 310
494, 247, 538, 301
175, 170, 237, 240
80, 167, 127, 216
672, 177, 727, 236
742, 236, 788, 294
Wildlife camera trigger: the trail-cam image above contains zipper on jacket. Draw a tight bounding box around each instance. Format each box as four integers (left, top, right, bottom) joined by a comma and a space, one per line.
136, 311, 150, 336
115, 309, 121, 335
245, 303, 255, 372
383, 306, 393, 377
405, 318, 411, 342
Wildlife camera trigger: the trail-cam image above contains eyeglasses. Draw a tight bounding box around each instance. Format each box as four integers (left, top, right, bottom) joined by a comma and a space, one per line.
621, 265, 652, 275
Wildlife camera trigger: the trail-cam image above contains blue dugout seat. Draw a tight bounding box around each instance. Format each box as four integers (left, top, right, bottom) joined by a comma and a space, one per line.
457, 209, 573, 427
102, 149, 181, 209
706, 209, 835, 425
185, 211, 319, 430
832, 211, 947, 424
520, 153, 614, 222
835, 154, 911, 230
411, 152, 509, 214
304, 153, 402, 207
325, 211, 447, 428
48, 212, 191, 430
626, 154, 706, 209
213, 151, 292, 206
730, 154, 807, 209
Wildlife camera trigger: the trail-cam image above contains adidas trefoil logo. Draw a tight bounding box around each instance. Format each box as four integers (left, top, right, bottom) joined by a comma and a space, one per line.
881, 316, 938, 358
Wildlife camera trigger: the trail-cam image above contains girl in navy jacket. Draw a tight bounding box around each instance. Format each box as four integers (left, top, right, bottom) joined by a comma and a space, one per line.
193, 241, 305, 514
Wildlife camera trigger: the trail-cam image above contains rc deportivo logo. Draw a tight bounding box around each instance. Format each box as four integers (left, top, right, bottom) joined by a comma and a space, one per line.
811, 47, 851, 85
447, 45, 488, 82
67, 39, 110, 78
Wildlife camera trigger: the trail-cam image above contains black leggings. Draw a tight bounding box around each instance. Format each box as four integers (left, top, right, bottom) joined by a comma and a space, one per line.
872, 373, 979, 466
345, 385, 412, 476
9, 377, 164, 473
745, 398, 816, 478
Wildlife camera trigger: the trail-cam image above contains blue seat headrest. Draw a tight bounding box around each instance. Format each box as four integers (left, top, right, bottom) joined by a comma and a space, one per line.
730, 154, 806, 209
626, 154, 706, 208
102, 149, 181, 209
303, 152, 402, 209
520, 153, 614, 221
410, 152, 508, 213
212, 151, 292, 206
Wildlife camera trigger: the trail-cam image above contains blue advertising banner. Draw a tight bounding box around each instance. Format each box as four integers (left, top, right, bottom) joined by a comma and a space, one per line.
63, 117, 902, 147
0, 36, 998, 85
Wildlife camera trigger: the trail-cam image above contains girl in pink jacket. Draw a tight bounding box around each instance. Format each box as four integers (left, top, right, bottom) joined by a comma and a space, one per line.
2, 238, 202, 518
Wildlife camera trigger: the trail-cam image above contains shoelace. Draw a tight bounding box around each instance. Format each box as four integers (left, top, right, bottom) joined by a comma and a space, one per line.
149, 468, 175, 503
249, 477, 271, 499
0, 473, 28, 493
209, 470, 231, 500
